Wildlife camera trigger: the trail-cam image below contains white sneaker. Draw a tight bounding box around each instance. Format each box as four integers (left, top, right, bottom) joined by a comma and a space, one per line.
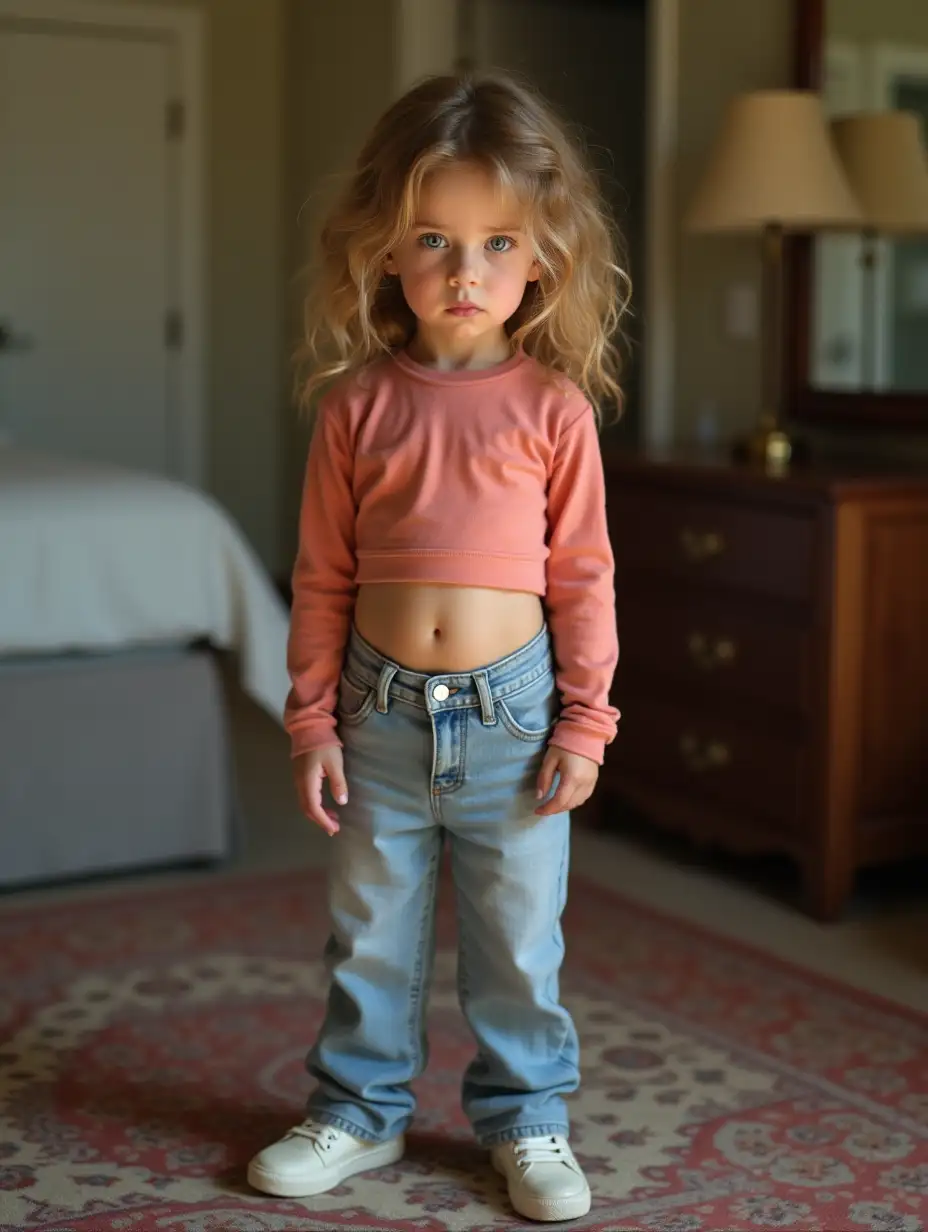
247, 1119, 405, 1197
491, 1135, 591, 1222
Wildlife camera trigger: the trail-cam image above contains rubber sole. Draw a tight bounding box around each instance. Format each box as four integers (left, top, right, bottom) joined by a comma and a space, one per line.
492, 1157, 592, 1223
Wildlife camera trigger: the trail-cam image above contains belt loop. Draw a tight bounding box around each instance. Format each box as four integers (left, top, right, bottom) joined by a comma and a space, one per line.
376, 663, 398, 714
473, 670, 496, 726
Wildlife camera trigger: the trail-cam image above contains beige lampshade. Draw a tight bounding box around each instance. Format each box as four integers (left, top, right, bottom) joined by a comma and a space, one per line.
686, 90, 863, 233
831, 112, 928, 234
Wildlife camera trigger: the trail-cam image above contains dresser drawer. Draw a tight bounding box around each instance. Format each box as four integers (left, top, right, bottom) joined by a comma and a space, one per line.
617, 591, 812, 715
609, 488, 816, 603
613, 696, 805, 833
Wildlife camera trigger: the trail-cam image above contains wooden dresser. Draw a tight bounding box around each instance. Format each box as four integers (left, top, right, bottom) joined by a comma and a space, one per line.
599, 449, 928, 920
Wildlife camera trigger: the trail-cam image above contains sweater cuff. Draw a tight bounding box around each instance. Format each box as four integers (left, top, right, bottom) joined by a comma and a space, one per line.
548, 719, 610, 766
288, 721, 343, 759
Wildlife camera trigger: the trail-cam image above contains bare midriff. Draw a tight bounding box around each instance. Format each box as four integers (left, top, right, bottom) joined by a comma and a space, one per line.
354, 582, 545, 673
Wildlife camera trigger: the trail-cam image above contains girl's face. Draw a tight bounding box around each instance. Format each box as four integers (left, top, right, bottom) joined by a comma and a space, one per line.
385, 162, 539, 361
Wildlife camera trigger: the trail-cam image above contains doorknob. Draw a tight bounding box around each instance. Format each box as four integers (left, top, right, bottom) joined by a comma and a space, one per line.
0, 322, 35, 353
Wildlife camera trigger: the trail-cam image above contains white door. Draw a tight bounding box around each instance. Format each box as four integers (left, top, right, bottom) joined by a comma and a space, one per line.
0, 19, 179, 475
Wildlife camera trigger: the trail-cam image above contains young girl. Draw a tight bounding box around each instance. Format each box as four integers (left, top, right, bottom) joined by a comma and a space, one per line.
248, 71, 625, 1223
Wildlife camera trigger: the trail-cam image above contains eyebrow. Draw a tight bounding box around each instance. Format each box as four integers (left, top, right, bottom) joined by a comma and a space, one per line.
413, 220, 526, 233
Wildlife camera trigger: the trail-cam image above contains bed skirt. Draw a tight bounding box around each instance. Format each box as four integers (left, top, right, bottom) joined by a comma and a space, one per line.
0, 645, 238, 888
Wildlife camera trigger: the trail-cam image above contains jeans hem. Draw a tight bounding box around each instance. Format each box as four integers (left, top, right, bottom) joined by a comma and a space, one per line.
477, 1122, 571, 1148
305, 1108, 407, 1145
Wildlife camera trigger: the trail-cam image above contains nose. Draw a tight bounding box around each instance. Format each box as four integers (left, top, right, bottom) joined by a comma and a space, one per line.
448, 248, 479, 288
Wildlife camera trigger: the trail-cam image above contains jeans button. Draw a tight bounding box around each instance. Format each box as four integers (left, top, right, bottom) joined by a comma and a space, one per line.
432, 683, 450, 702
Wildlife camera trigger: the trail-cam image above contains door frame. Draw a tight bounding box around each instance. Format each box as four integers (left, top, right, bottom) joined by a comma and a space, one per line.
643, 0, 677, 448
0, 0, 206, 486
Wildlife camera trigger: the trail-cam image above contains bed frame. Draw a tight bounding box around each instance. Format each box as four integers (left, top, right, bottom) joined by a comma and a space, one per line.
0, 644, 239, 889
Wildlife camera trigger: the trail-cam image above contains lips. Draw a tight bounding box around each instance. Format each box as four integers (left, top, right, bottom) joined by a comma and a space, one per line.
446, 303, 482, 317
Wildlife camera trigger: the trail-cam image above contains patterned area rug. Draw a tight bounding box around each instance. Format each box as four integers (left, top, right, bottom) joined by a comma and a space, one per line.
1, 867, 926, 1232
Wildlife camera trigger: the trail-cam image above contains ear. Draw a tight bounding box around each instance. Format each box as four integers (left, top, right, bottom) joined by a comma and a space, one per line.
526, 259, 540, 283
384, 253, 398, 275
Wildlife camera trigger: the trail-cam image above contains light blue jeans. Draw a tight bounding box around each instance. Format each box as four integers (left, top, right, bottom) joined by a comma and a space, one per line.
305, 625, 578, 1147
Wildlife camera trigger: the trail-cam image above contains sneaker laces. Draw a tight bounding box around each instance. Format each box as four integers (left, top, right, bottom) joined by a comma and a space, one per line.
513, 1136, 575, 1172
287, 1120, 341, 1154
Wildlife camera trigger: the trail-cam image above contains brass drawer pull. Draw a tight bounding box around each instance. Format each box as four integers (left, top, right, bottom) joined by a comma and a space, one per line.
680, 733, 731, 772
687, 631, 738, 670
680, 528, 726, 562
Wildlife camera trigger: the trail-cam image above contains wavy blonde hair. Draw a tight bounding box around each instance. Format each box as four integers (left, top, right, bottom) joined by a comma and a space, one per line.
298, 71, 630, 421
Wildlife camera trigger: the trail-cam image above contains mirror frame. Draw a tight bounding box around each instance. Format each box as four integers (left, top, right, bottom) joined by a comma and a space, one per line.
788, 0, 928, 429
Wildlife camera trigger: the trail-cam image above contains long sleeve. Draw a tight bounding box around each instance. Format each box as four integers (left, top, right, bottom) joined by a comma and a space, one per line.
284, 395, 358, 757
545, 402, 620, 764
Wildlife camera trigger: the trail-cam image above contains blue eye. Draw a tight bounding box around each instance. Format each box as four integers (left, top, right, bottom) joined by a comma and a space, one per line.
487, 235, 514, 253
420, 233, 447, 249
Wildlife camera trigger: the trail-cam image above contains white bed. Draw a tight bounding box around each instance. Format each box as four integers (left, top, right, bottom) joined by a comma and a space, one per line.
0, 447, 291, 887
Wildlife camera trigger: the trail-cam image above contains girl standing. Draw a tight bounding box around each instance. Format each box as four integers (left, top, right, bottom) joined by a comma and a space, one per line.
249, 71, 625, 1224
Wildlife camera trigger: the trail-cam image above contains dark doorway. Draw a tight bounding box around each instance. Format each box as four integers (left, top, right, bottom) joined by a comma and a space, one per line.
469, 0, 648, 444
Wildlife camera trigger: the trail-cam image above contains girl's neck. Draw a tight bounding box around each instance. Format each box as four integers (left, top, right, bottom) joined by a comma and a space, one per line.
405, 327, 513, 373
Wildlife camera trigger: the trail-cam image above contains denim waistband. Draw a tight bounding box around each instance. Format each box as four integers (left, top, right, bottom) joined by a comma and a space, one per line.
344, 624, 554, 720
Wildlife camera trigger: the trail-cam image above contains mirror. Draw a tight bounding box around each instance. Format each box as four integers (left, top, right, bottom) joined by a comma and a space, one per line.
815, 3, 928, 393
790, 0, 928, 425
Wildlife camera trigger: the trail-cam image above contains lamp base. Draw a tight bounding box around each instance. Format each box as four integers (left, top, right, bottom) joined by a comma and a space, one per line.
733, 416, 793, 474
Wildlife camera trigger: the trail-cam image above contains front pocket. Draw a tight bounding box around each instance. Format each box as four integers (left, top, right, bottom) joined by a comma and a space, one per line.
337, 672, 377, 727
497, 672, 558, 741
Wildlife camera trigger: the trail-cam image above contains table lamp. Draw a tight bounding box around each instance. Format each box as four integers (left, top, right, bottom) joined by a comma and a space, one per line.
686, 90, 863, 470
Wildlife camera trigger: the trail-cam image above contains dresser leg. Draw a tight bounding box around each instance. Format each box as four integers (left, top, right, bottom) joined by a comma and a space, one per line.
801, 858, 854, 922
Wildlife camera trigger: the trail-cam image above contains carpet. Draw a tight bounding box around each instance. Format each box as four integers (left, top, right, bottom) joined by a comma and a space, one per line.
0, 867, 926, 1232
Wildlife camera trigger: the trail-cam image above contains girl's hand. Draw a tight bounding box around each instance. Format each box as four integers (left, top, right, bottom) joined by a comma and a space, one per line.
535, 747, 599, 816
293, 747, 349, 835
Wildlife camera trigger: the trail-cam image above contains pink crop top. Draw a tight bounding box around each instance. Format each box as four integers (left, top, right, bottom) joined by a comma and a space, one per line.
285, 348, 620, 764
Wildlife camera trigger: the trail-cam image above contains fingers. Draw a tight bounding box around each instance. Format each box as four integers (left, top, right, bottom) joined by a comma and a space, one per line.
294, 749, 347, 836
304, 772, 340, 835
535, 751, 558, 803
535, 771, 596, 816
327, 763, 349, 807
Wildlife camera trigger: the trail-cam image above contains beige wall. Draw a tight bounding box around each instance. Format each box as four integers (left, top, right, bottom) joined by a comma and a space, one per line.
674, 0, 791, 444
674, 0, 928, 466
280, 0, 460, 568
112, 0, 285, 572
281, 0, 399, 568
206, 0, 284, 573
828, 0, 928, 45
476, 0, 646, 436
69, 0, 464, 575
63, 1, 928, 572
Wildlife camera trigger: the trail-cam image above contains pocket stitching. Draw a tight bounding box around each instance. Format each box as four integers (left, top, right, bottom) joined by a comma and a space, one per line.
496, 699, 552, 741
338, 674, 377, 727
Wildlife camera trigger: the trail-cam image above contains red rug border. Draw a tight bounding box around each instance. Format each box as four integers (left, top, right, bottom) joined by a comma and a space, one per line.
2, 861, 925, 1030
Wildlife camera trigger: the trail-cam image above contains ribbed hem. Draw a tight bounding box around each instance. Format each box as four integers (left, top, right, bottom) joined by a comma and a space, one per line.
549, 720, 610, 766
288, 722, 342, 759
356, 550, 545, 596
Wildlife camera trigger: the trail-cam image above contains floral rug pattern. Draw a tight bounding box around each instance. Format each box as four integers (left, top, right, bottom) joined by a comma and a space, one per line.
0, 868, 926, 1230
